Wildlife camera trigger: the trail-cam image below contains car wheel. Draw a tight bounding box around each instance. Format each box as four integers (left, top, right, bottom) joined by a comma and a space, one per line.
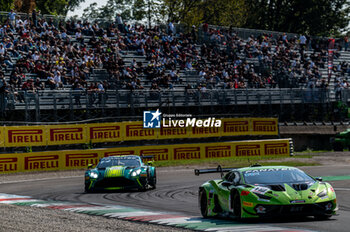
84, 184, 92, 193
199, 189, 209, 218
138, 178, 148, 191
232, 191, 242, 219
314, 215, 332, 220
150, 168, 156, 189
138, 169, 150, 191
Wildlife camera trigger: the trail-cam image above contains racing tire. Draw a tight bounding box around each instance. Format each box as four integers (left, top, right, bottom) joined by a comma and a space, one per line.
138, 169, 150, 191
149, 168, 156, 189
232, 191, 242, 219
199, 189, 209, 218
314, 215, 332, 220
138, 179, 148, 191
84, 184, 92, 193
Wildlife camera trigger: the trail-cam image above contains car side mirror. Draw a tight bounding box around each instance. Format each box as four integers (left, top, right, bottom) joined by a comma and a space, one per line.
147, 161, 153, 166
315, 177, 323, 181
87, 164, 93, 170
221, 181, 232, 187
233, 180, 239, 186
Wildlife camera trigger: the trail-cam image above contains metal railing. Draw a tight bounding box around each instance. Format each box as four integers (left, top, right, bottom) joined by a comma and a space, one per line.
0, 88, 345, 123
0, 88, 340, 111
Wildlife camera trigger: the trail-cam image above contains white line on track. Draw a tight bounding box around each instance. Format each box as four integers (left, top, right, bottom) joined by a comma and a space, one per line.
0, 199, 38, 204
105, 211, 161, 218
149, 217, 193, 224
0, 176, 82, 184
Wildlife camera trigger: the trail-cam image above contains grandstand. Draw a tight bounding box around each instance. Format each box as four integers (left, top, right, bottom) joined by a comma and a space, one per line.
0, 11, 349, 123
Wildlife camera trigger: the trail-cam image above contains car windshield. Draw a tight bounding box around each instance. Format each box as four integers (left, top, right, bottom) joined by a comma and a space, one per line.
97, 157, 141, 169
243, 168, 315, 184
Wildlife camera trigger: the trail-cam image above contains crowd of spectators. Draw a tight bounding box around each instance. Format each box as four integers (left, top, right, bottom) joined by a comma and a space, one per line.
0, 10, 349, 107
199, 26, 350, 91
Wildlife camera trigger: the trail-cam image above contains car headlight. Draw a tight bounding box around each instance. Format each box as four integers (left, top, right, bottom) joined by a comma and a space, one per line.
90, 172, 98, 179
317, 189, 327, 198
131, 169, 141, 177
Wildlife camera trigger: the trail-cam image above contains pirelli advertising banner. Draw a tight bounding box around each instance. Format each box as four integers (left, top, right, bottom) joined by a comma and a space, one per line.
0, 154, 20, 174
5, 126, 46, 147
122, 121, 158, 141
0, 118, 278, 148
101, 146, 170, 162
48, 124, 87, 145
220, 118, 250, 136
88, 123, 122, 143
0, 139, 291, 174
0, 127, 4, 147
249, 118, 278, 136
64, 150, 100, 170
121, 118, 277, 140
159, 120, 191, 139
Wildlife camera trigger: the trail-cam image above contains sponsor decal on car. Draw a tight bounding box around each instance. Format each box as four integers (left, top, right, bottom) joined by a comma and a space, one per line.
105, 166, 124, 177
243, 201, 254, 207
290, 200, 306, 204
244, 167, 294, 173
251, 186, 269, 195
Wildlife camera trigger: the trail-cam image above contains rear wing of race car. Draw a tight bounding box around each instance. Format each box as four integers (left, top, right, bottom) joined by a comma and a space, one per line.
194, 165, 233, 176
140, 155, 155, 160
140, 155, 155, 165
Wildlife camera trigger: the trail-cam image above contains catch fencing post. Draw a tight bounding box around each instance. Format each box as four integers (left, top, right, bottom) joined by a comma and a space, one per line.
35, 92, 40, 122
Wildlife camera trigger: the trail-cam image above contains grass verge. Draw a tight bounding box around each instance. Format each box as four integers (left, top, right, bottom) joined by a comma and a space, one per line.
295, 150, 332, 154
154, 155, 319, 168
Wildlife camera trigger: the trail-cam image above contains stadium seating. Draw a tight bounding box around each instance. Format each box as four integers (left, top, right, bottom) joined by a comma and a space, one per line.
0, 11, 349, 113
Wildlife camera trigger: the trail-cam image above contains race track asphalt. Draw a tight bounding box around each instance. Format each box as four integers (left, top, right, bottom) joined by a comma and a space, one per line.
0, 165, 349, 232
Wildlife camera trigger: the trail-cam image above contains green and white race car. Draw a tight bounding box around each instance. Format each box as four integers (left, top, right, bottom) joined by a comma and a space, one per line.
85, 155, 156, 192
195, 165, 337, 219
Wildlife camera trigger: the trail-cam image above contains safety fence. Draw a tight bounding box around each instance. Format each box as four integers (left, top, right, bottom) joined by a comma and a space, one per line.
0, 88, 337, 113
0, 118, 278, 148
0, 138, 292, 174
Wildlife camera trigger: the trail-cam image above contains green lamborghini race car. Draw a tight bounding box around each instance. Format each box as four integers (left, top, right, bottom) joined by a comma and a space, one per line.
195, 165, 337, 219
85, 155, 156, 192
